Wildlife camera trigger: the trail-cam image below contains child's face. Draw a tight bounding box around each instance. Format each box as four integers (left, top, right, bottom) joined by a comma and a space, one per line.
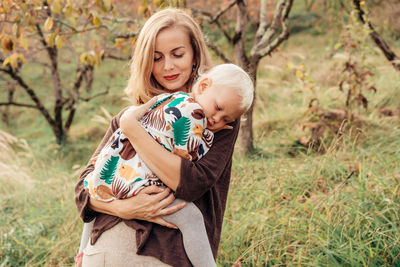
194, 78, 244, 132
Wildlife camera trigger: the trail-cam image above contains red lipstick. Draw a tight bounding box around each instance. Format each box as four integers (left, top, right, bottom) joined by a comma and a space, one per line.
164, 74, 179, 81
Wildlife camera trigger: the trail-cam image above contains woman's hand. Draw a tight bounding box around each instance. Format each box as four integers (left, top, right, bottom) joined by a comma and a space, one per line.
89, 186, 185, 228
113, 186, 185, 228
120, 97, 157, 134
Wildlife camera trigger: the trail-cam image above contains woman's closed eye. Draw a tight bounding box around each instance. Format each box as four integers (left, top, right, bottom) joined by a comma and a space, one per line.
154, 56, 162, 62
173, 53, 184, 58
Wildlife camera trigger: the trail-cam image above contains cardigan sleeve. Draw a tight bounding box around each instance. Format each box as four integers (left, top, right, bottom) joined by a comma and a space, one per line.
174, 118, 240, 202
74, 108, 126, 222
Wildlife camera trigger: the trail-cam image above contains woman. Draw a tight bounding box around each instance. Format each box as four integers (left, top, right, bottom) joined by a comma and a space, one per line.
75, 8, 241, 266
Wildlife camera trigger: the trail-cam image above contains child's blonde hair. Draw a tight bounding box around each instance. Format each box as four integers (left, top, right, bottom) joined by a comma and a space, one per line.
193, 64, 254, 112
125, 8, 212, 105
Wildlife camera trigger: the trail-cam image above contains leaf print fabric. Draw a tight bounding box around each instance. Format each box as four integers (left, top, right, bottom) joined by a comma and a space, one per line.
84, 92, 214, 202
173, 116, 191, 146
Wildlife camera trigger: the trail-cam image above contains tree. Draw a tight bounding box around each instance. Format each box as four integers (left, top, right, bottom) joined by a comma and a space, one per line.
134, 0, 294, 154
193, 0, 294, 154
352, 0, 400, 72
0, 0, 135, 144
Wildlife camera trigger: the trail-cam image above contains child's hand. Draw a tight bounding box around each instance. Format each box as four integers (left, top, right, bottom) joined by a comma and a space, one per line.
120, 97, 157, 133
211, 124, 233, 133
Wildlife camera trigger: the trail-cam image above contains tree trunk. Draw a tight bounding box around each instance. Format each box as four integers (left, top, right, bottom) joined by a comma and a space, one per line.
233, 0, 253, 155
238, 58, 260, 155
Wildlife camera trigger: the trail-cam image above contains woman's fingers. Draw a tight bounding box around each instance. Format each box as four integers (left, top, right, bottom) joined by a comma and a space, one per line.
150, 217, 178, 229
139, 185, 165, 195
160, 200, 186, 216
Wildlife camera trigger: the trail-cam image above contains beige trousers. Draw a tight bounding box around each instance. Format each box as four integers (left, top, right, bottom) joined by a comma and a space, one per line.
82, 222, 171, 267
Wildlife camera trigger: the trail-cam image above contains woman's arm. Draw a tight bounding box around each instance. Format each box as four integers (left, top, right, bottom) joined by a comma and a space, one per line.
120, 101, 240, 201
88, 186, 181, 228
74, 108, 185, 228
120, 99, 183, 191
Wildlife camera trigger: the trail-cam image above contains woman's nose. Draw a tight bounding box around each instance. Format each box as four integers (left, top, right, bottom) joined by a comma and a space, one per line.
164, 57, 174, 70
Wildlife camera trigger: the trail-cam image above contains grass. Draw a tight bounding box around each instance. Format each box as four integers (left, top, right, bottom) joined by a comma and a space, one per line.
1, 5, 400, 267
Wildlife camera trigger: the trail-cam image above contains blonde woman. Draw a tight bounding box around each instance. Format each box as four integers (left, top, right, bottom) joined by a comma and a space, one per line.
75, 8, 243, 266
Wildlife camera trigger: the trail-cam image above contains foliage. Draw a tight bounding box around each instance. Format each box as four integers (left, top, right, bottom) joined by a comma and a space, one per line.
0, 0, 136, 144
292, 10, 380, 152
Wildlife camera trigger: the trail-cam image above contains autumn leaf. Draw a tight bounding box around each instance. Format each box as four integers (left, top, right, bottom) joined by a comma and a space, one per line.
296, 70, 304, 79
47, 33, 56, 47
92, 15, 101, 26
44, 17, 54, 32
2, 36, 15, 52
334, 42, 342, 50
55, 35, 63, 48
52, 0, 62, 14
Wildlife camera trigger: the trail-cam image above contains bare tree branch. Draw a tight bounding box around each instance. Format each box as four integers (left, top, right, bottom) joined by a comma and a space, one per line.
35, 22, 63, 136
53, 19, 108, 35
251, 0, 293, 58
210, 0, 237, 23
79, 88, 109, 102
206, 42, 232, 63
0, 101, 38, 108
64, 64, 94, 130
353, 0, 400, 72
114, 32, 138, 39
0, 66, 55, 127
255, 0, 269, 44
196, 10, 233, 43
101, 16, 138, 24
233, 0, 249, 67
104, 53, 131, 61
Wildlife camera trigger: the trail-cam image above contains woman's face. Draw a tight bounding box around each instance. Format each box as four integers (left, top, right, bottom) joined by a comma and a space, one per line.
152, 26, 195, 92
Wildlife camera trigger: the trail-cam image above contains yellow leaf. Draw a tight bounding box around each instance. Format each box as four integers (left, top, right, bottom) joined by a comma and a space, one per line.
92, 15, 101, 26
10, 53, 18, 70
52, 0, 62, 14
2, 57, 11, 67
64, 5, 73, 17
44, 17, 54, 32
87, 54, 95, 66
334, 42, 342, 50
296, 70, 304, 79
48, 33, 56, 47
80, 52, 88, 64
138, 5, 148, 16
103, 0, 112, 11
360, 1, 365, 6
300, 63, 305, 70
17, 53, 26, 64
287, 61, 294, 70
55, 35, 63, 48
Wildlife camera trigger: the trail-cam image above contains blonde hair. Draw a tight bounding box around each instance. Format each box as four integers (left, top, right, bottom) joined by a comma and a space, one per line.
193, 64, 254, 112
125, 8, 212, 105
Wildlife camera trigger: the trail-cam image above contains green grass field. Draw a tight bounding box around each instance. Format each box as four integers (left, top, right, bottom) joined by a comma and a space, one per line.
1, 4, 400, 266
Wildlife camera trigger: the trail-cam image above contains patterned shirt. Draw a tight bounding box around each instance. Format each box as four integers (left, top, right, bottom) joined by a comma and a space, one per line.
84, 92, 214, 201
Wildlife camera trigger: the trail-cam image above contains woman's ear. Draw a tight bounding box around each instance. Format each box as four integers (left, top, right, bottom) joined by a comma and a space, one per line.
197, 77, 212, 94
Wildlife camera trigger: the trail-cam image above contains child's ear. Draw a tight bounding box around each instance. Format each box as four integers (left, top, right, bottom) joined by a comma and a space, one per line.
197, 77, 212, 94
